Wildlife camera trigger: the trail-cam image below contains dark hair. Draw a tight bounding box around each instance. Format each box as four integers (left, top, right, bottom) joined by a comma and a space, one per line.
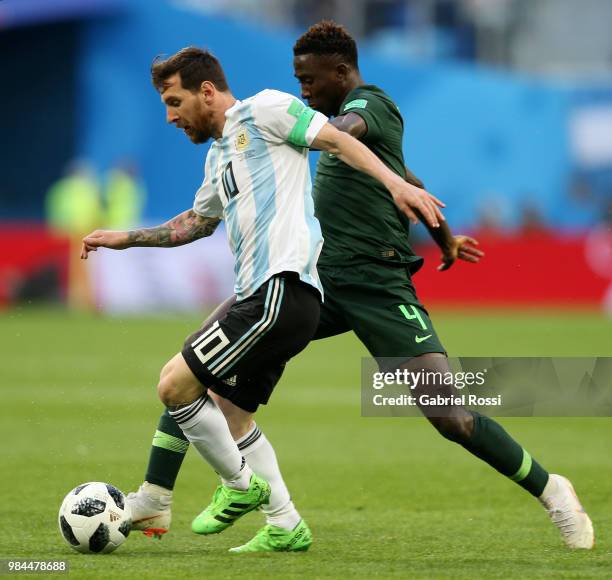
151, 47, 229, 92
293, 20, 358, 68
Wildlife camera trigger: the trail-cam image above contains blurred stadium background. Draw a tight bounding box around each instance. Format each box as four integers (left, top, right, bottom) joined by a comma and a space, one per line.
1, 0, 612, 312
1, 1, 611, 577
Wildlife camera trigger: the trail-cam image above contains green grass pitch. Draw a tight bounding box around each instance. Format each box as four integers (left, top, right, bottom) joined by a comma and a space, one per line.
1, 307, 610, 578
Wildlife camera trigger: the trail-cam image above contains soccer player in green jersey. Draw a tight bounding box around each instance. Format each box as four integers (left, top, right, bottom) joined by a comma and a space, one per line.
127, 22, 594, 552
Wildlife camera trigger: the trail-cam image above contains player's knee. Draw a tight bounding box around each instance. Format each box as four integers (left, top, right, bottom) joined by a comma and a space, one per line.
159, 358, 174, 382
431, 413, 474, 443
157, 371, 181, 407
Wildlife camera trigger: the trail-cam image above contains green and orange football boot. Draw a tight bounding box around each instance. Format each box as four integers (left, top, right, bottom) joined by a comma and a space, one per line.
191, 474, 271, 535
229, 519, 312, 553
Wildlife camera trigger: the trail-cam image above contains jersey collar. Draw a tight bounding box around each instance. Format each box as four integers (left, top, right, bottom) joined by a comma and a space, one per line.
219, 99, 242, 140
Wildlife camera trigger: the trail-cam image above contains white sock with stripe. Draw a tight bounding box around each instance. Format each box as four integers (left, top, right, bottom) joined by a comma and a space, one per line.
236, 424, 301, 530
169, 395, 252, 491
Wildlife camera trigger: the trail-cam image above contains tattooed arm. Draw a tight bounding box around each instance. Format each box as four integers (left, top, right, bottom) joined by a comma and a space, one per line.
126, 209, 220, 248
80, 209, 220, 259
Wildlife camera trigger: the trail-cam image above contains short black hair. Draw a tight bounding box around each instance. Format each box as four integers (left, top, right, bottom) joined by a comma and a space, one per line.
151, 47, 229, 92
293, 20, 358, 68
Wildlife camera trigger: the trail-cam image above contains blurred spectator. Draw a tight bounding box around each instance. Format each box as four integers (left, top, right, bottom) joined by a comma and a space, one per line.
46, 160, 101, 236
565, 174, 600, 231
518, 200, 549, 237
45, 160, 102, 311
432, 0, 476, 59
476, 192, 513, 238
294, 0, 338, 30
570, 174, 595, 204
104, 160, 146, 229
364, 0, 408, 36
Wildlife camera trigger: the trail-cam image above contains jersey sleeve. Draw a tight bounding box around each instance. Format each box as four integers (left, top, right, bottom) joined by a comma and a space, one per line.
339, 92, 388, 144
193, 153, 224, 219
254, 90, 328, 148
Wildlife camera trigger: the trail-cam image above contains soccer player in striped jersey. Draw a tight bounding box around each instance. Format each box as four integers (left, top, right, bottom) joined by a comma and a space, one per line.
81, 46, 444, 552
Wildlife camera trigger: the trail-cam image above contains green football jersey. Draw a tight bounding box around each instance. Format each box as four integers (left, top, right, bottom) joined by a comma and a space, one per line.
313, 85, 423, 271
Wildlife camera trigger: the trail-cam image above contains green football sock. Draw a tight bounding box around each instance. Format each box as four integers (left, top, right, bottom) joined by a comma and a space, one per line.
462, 412, 549, 496
144, 410, 189, 490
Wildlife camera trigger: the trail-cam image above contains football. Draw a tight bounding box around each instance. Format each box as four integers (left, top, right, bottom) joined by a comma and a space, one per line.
58, 482, 132, 554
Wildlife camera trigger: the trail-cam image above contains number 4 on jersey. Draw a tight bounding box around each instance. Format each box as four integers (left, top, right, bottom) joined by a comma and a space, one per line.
398, 304, 427, 330
399, 304, 432, 343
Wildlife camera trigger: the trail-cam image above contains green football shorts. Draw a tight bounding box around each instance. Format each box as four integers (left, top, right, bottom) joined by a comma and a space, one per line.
314, 262, 446, 359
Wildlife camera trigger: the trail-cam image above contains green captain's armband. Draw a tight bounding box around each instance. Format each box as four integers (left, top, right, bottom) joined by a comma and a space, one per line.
287, 99, 317, 147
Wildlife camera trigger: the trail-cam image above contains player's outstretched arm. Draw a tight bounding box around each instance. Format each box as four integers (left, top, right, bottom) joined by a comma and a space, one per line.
311, 123, 443, 228
400, 165, 483, 271
329, 114, 446, 219
413, 213, 484, 271
400, 164, 446, 210
403, 165, 426, 190
326, 115, 481, 269
436, 232, 484, 271
80, 209, 220, 259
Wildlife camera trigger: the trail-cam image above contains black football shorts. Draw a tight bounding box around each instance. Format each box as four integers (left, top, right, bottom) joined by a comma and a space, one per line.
181, 272, 320, 412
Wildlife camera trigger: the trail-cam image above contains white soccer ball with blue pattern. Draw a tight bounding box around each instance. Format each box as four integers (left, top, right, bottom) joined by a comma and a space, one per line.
58, 482, 132, 553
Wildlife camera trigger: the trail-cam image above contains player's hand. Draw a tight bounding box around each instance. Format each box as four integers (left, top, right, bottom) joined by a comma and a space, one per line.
81, 230, 130, 259
437, 235, 484, 271
388, 180, 445, 228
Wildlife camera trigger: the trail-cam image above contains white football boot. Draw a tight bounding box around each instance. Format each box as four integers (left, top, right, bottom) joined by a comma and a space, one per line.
538, 474, 594, 549
126, 482, 172, 539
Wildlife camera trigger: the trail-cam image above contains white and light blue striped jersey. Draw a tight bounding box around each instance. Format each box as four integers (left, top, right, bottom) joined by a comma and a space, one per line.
193, 89, 328, 301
